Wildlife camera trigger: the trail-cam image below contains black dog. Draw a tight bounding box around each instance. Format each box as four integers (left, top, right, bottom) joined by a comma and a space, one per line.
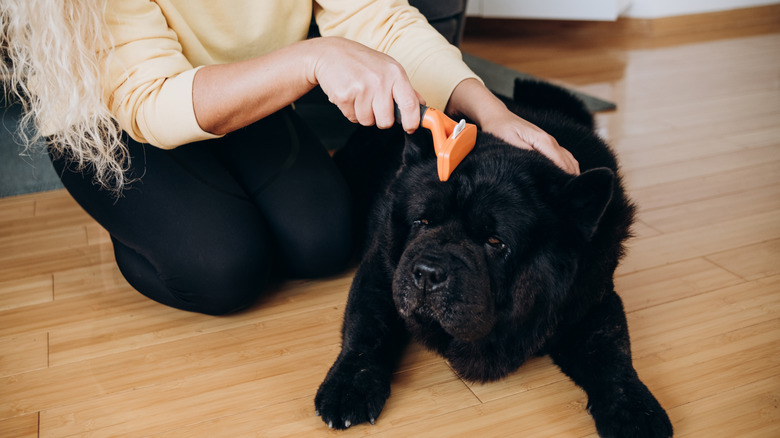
315, 80, 673, 437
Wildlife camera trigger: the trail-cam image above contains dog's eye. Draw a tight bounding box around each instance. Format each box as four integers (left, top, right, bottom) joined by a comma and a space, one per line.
486, 237, 507, 250
413, 219, 430, 226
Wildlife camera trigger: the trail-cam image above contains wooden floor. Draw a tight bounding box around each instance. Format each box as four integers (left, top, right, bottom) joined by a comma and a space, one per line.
2, 9, 779, 438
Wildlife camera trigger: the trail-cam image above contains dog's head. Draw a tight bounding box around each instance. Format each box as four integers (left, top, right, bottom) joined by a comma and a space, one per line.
387, 131, 615, 349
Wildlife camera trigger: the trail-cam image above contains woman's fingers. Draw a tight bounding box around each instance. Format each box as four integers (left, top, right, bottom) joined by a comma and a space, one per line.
530, 134, 580, 175
313, 37, 421, 132
485, 114, 580, 175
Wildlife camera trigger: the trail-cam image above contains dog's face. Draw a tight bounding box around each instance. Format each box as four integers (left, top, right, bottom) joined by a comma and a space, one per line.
388, 133, 615, 349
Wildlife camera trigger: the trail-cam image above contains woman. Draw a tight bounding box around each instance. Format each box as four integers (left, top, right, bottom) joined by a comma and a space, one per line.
1, 0, 578, 315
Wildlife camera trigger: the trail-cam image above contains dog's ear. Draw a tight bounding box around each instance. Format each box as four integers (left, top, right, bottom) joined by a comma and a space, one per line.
559, 167, 614, 240
401, 129, 435, 168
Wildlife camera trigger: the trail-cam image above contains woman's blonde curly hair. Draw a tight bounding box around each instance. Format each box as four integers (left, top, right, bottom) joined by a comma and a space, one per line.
1, 0, 131, 193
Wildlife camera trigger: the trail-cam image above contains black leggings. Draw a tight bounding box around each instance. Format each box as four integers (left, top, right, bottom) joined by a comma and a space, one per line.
50, 109, 353, 315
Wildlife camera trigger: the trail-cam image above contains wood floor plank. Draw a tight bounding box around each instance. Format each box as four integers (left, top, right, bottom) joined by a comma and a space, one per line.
47, 273, 351, 366
464, 355, 567, 403
669, 376, 780, 438
626, 160, 780, 212
0, 196, 35, 222
0, 224, 88, 262
0, 413, 38, 438
350, 361, 481, 433
610, 111, 780, 154
618, 210, 780, 274
617, 98, 780, 146
618, 125, 780, 172
0, 283, 156, 340
151, 360, 479, 438
637, 183, 780, 234
622, 145, 780, 192
52, 262, 129, 300
0, 332, 48, 377
42, 276, 346, 364
618, 135, 765, 174
619, 63, 778, 107
615, 258, 744, 312
31, 189, 83, 216
0, 240, 115, 284
706, 239, 780, 281
636, 87, 779, 126
0, 207, 92, 241
38, 328, 457, 437
38, 344, 339, 437
1, 301, 346, 419
85, 221, 111, 245
629, 218, 662, 239
0, 273, 52, 311
0, 190, 87, 238
626, 275, 780, 358
370, 379, 596, 438
634, 318, 780, 410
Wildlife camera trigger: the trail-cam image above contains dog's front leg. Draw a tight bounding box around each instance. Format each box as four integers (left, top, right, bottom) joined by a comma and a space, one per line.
315, 248, 408, 430
549, 291, 673, 438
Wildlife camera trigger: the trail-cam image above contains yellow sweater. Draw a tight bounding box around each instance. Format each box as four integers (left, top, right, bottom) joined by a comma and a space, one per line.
105, 0, 479, 148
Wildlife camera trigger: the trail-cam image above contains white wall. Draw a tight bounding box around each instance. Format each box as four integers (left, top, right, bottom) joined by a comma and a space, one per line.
466, 0, 632, 21
466, 0, 780, 20
624, 0, 780, 18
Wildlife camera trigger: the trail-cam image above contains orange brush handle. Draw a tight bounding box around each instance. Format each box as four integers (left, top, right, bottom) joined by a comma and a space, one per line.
421, 108, 456, 154
421, 108, 477, 181
395, 104, 477, 181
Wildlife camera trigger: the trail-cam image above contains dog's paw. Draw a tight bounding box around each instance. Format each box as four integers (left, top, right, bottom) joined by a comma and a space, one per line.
314, 353, 391, 430
589, 382, 673, 438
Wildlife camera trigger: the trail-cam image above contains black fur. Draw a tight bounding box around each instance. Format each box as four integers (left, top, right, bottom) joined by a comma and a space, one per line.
315, 79, 673, 437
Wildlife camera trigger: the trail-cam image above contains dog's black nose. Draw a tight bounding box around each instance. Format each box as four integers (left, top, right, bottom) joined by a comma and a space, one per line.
412, 259, 448, 291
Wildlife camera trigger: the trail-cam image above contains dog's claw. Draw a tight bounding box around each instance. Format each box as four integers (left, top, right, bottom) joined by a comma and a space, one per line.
344, 420, 351, 428
328, 421, 333, 429
369, 417, 376, 425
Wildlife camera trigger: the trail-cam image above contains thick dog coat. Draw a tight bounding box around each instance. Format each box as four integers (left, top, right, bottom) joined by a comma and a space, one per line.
315, 80, 673, 437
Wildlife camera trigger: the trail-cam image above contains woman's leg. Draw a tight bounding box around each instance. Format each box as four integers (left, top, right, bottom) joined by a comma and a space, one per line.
50, 132, 278, 315
51, 108, 353, 314
213, 109, 354, 278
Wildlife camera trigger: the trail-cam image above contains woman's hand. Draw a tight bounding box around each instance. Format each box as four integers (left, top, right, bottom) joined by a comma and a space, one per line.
446, 78, 580, 175
479, 109, 580, 175
309, 37, 424, 134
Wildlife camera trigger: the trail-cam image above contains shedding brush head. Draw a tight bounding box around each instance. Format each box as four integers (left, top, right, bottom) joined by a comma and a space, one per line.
395, 104, 477, 181
419, 107, 477, 181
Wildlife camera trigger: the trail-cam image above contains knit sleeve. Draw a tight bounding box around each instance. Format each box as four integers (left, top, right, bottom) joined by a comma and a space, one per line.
104, 0, 222, 148
313, 0, 481, 112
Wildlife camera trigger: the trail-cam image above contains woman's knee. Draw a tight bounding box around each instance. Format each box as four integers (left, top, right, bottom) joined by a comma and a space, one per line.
174, 247, 270, 315
113, 232, 272, 315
